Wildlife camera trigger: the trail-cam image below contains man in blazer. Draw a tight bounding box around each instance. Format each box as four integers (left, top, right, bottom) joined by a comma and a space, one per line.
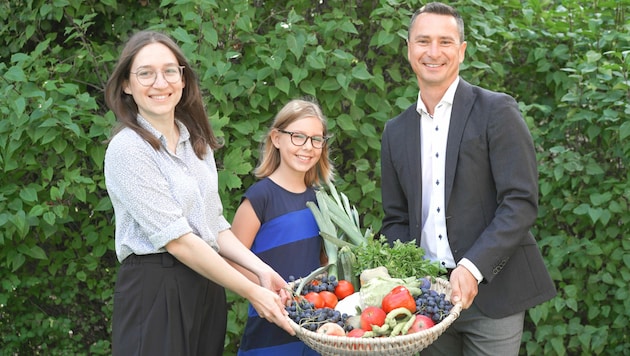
380, 3, 556, 355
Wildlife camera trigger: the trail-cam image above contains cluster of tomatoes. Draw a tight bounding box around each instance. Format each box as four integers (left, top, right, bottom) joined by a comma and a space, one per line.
290, 275, 355, 309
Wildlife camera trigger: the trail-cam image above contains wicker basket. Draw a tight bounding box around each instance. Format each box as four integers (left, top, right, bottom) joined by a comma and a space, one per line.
288, 277, 462, 356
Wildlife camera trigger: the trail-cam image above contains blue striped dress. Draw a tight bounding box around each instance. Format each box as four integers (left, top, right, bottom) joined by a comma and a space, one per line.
237, 178, 322, 356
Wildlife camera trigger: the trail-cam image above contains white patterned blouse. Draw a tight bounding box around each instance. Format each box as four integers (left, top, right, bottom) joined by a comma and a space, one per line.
104, 115, 228, 262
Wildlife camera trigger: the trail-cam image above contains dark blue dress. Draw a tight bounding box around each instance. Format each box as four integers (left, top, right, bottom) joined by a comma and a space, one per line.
237, 178, 322, 356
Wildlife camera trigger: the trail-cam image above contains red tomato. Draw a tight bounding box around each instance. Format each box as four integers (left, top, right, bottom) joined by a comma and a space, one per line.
359, 306, 386, 331
319, 290, 338, 309
334, 280, 355, 300
304, 292, 325, 309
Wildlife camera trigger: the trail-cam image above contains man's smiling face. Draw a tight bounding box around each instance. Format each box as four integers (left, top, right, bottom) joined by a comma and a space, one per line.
407, 12, 467, 92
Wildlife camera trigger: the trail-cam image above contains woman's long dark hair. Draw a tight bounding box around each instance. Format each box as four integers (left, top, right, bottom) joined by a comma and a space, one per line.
104, 30, 222, 157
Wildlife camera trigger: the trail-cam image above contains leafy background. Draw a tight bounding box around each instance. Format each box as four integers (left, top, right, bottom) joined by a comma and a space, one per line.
0, 0, 628, 355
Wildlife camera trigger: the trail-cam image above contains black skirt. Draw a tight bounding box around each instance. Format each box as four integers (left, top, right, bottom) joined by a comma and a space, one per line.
112, 253, 227, 356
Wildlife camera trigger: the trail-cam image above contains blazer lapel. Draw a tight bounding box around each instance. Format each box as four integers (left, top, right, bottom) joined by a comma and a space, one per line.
444, 80, 475, 211
406, 109, 423, 228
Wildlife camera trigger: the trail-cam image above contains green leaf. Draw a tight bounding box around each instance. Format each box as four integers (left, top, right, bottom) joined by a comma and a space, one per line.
274, 76, 290, 94
339, 21, 358, 34
335, 114, 357, 132
351, 63, 373, 80
4, 66, 27, 82
19, 187, 38, 203
26, 245, 47, 260
299, 81, 317, 97
589, 192, 612, 206
320, 78, 340, 91
620, 121, 630, 141
306, 52, 326, 69
287, 33, 305, 59
470, 61, 491, 69
11, 253, 26, 271
290, 67, 308, 86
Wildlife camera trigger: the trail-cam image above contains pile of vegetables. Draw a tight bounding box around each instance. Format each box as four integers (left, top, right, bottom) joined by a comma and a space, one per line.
287, 183, 455, 339
289, 268, 452, 338
306, 182, 446, 291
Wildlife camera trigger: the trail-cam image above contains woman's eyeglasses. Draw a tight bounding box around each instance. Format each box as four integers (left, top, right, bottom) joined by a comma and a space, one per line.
277, 129, 328, 149
130, 65, 185, 86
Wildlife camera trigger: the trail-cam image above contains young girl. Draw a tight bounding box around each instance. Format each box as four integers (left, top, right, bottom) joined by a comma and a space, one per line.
103, 30, 294, 356
231, 98, 334, 355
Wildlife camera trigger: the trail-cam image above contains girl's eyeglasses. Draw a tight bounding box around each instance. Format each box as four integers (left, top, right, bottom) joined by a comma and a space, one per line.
277, 129, 328, 149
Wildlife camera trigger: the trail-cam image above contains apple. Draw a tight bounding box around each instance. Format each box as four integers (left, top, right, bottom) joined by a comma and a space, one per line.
407, 314, 435, 334
347, 328, 366, 338
359, 306, 387, 331
316, 322, 346, 336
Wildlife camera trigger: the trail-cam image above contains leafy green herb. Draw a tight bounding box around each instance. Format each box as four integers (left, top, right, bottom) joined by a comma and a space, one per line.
353, 235, 446, 279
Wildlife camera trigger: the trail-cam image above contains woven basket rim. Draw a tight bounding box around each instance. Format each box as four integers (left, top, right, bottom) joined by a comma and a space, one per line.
288, 277, 463, 355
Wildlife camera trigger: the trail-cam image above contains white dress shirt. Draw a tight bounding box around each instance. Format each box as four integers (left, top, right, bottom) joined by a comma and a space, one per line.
417, 77, 483, 282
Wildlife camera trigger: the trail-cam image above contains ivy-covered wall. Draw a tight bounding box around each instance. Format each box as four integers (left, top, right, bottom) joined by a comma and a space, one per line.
0, 0, 628, 354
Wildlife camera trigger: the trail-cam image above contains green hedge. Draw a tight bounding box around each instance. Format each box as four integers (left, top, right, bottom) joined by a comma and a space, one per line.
0, 0, 628, 354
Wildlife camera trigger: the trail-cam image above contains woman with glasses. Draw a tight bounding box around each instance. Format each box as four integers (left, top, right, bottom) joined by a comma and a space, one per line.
230, 98, 334, 355
103, 30, 295, 356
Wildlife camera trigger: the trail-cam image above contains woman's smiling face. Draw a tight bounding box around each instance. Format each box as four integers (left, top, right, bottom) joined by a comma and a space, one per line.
124, 42, 185, 122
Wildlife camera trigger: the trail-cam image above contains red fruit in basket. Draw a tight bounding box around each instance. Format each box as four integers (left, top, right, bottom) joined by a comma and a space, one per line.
334, 280, 355, 300
407, 314, 435, 334
316, 322, 346, 336
304, 292, 325, 309
347, 328, 366, 338
319, 290, 338, 309
360, 306, 387, 331
381, 285, 416, 314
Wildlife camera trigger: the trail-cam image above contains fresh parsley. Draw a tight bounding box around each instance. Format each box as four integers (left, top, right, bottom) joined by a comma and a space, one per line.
353, 235, 446, 279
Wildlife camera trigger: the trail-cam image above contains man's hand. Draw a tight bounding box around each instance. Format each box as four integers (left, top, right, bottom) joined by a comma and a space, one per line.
449, 265, 478, 309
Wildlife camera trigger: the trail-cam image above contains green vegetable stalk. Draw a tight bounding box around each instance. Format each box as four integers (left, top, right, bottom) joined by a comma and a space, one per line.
306, 182, 367, 289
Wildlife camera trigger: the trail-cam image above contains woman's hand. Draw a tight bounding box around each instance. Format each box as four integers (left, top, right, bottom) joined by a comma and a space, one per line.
248, 285, 295, 335
257, 267, 292, 305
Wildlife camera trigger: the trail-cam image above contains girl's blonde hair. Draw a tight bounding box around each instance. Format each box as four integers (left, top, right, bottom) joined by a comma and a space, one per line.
255, 98, 334, 187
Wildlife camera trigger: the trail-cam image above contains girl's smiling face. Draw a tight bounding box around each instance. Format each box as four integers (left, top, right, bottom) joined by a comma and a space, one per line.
272, 116, 325, 177
124, 42, 185, 122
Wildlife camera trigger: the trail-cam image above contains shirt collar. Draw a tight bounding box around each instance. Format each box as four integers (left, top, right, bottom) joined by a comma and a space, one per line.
136, 114, 190, 145
416, 76, 460, 116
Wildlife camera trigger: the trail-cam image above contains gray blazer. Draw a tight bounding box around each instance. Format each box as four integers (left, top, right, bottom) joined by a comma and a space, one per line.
380, 79, 556, 318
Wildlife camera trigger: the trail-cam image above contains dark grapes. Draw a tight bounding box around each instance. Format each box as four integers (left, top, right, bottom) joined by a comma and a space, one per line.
286, 300, 350, 332
415, 285, 453, 323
